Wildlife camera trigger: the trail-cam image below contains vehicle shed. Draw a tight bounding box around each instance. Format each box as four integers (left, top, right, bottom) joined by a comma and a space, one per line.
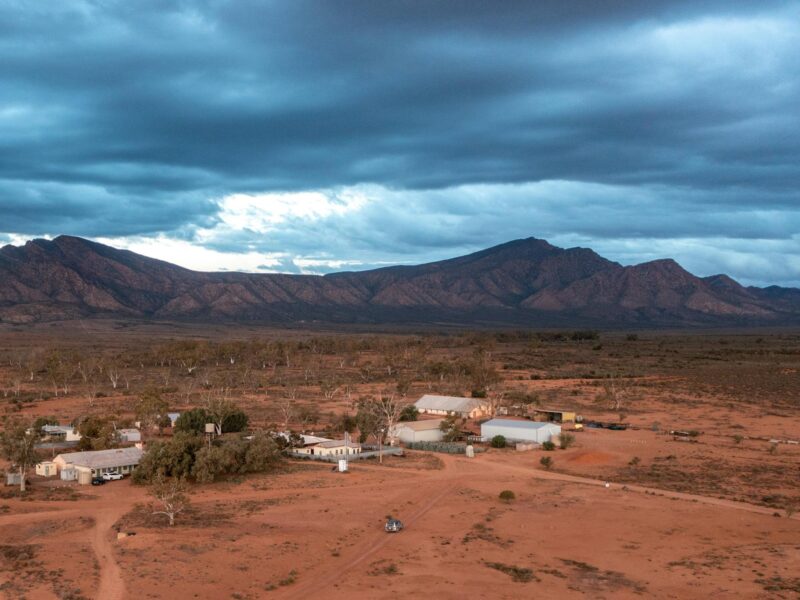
531, 408, 578, 423
481, 419, 561, 444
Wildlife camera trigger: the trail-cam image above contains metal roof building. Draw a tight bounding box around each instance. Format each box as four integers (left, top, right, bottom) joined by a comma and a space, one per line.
414, 394, 490, 418
390, 419, 445, 444
53, 447, 143, 483
480, 419, 561, 444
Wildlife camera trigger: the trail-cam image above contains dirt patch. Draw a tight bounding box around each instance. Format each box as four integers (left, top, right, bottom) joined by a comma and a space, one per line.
565, 449, 617, 466
560, 558, 647, 594
115, 502, 234, 530
0, 543, 89, 600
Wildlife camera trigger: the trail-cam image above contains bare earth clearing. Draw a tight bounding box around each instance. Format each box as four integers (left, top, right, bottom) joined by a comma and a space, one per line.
0, 321, 798, 599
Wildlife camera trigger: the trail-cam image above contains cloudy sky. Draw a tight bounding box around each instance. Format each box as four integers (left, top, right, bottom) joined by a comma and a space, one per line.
1, 1, 798, 286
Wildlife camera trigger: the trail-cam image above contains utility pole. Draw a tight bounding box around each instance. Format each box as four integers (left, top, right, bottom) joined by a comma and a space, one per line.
379, 427, 385, 464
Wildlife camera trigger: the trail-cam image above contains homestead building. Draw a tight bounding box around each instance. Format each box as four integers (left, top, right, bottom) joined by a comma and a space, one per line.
414, 394, 491, 419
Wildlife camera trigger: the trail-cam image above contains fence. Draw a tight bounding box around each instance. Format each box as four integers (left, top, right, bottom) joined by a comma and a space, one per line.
405, 441, 486, 454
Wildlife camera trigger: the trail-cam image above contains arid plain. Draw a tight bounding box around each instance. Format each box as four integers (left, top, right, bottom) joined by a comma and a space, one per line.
1, 320, 798, 599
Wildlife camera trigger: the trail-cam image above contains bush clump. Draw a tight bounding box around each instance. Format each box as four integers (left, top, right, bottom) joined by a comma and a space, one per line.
490, 435, 507, 448
542, 441, 556, 451
540, 456, 554, 470
498, 490, 515, 502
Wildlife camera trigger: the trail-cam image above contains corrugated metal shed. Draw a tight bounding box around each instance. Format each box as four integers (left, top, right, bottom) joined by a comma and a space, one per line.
481, 419, 561, 443
414, 394, 490, 416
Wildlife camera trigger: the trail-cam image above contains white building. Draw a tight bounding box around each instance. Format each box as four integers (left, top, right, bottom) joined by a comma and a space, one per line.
295, 439, 361, 458
35, 461, 58, 477
414, 394, 491, 419
390, 419, 445, 445
481, 419, 561, 444
117, 428, 141, 443
53, 447, 143, 484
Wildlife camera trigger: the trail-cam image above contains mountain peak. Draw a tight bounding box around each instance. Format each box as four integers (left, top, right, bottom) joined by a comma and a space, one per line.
0, 235, 796, 327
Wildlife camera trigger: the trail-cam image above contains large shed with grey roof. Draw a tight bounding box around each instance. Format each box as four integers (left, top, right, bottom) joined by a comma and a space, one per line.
414, 394, 490, 419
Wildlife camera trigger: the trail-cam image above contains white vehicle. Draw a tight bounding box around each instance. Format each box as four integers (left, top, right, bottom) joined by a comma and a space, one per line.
385, 517, 404, 533
101, 472, 124, 481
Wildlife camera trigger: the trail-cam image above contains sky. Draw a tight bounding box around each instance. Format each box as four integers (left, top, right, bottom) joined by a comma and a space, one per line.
1, 0, 798, 286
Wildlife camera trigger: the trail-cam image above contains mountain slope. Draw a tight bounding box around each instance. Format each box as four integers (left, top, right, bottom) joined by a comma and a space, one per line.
0, 235, 797, 327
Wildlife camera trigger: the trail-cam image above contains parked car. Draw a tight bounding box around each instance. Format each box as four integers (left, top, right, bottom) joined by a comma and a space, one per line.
385, 517, 404, 533
91, 477, 106, 486
102, 472, 124, 481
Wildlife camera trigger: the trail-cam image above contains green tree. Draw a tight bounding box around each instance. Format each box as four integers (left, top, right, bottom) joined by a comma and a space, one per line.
192, 444, 229, 483
0, 418, 41, 491
75, 415, 118, 451
32, 416, 59, 430
558, 433, 575, 449
135, 389, 169, 432
221, 409, 249, 434
439, 414, 464, 442
490, 435, 507, 448
335, 413, 358, 434
243, 431, 282, 472
174, 408, 211, 435
399, 405, 419, 422
133, 433, 204, 482
355, 400, 382, 443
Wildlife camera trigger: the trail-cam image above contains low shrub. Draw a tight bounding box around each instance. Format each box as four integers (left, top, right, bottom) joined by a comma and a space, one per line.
558, 433, 575, 449
490, 435, 507, 448
498, 490, 515, 502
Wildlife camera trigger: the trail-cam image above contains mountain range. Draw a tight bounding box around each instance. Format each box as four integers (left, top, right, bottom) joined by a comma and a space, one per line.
1, 235, 798, 328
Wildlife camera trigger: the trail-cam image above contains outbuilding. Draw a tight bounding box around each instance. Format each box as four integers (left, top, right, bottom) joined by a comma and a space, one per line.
390, 419, 445, 445
41, 425, 82, 442
35, 461, 57, 477
53, 447, 143, 484
117, 428, 141, 443
414, 394, 490, 419
481, 419, 561, 444
531, 408, 578, 424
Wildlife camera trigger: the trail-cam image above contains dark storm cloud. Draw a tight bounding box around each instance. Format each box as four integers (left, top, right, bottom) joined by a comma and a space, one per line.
0, 0, 798, 283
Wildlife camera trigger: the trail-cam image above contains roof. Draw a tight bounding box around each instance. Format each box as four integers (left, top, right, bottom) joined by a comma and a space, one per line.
482, 419, 561, 430
533, 408, 577, 414
54, 447, 143, 470
42, 425, 75, 434
276, 432, 332, 446
117, 428, 140, 434
396, 419, 445, 431
415, 394, 489, 413
316, 440, 361, 449
300, 434, 332, 445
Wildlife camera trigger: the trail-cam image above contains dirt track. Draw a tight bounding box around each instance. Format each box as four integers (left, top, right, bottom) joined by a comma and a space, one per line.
2, 450, 798, 599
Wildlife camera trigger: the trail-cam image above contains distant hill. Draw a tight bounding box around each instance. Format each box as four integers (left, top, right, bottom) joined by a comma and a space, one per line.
0, 235, 798, 327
